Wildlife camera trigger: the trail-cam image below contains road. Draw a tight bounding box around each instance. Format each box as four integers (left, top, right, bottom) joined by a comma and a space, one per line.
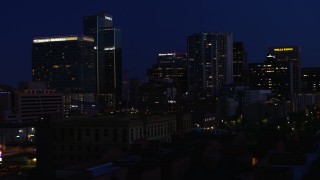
0, 145, 36, 178
2, 146, 35, 157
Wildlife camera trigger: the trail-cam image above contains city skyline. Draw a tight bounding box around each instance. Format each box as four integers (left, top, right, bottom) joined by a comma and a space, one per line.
2, 1, 320, 177
1, 0, 320, 86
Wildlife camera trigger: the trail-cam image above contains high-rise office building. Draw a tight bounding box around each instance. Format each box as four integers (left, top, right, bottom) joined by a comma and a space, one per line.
249, 55, 292, 97
32, 36, 96, 115
233, 42, 247, 85
187, 32, 233, 97
147, 52, 188, 94
301, 67, 320, 92
268, 46, 301, 93
84, 13, 122, 112
32, 36, 96, 92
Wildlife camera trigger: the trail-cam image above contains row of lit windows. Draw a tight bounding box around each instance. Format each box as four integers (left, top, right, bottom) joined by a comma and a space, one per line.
129, 122, 176, 142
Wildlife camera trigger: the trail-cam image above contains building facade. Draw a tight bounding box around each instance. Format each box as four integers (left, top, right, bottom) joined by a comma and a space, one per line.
187, 32, 233, 97
84, 13, 122, 112
268, 46, 301, 94
32, 36, 96, 93
233, 42, 247, 85
36, 114, 192, 168
147, 52, 188, 95
32, 36, 96, 115
249, 55, 293, 98
0, 82, 63, 122
301, 67, 320, 92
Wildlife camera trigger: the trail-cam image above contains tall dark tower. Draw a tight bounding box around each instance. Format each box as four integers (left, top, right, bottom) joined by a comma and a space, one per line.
233, 42, 247, 85
84, 13, 122, 112
187, 32, 233, 97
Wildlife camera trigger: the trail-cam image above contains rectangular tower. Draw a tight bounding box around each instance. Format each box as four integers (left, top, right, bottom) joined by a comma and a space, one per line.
32, 36, 96, 92
147, 52, 188, 94
268, 46, 301, 94
187, 32, 233, 97
233, 42, 247, 85
84, 13, 122, 112
248, 55, 292, 97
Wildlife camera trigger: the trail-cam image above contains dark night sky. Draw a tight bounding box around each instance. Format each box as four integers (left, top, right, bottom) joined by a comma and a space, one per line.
1, 0, 320, 86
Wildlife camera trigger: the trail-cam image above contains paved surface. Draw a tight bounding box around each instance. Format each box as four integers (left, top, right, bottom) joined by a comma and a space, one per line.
2, 146, 35, 157
0, 146, 36, 178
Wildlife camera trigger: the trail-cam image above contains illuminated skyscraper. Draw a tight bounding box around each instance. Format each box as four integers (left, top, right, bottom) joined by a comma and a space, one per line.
187, 32, 233, 97
268, 46, 301, 93
84, 13, 122, 112
32, 36, 97, 115
32, 36, 96, 92
249, 55, 292, 97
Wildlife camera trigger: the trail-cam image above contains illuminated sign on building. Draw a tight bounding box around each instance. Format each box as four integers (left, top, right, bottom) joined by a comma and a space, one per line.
105, 16, 113, 21
104, 47, 115, 51
158, 53, 175, 56
82, 37, 94, 42
273, 48, 294, 52
267, 54, 275, 58
33, 37, 78, 43
168, 100, 176, 104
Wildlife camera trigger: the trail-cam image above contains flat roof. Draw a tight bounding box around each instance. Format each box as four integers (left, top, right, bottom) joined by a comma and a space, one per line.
51, 114, 179, 127
33, 36, 94, 43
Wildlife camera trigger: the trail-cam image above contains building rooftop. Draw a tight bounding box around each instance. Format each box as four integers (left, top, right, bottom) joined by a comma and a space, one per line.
33, 35, 94, 43
50, 114, 178, 127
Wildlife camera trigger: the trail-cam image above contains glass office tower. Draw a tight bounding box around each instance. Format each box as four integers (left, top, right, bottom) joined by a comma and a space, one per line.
32, 36, 96, 92
84, 13, 122, 112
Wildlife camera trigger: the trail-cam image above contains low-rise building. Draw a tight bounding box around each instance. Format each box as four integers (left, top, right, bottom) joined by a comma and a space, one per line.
36, 114, 192, 168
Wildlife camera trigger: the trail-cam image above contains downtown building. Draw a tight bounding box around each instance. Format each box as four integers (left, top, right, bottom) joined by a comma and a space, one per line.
147, 52, 188, 95
248, 47, 305, 116
32, 36, 97, 115
248, 46, 301, 98
122, 52, 188, 114
233, 42, 247, 85
292, 67, 320, 112
268, 46, 301, 94
36, 114, 192, 169
187, 32, 233, 97
186, 32, 233, 127
84, 13, 122, 112
301, 67, 320, 92
249, 55, 292, 98
0, 82, 63, 145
